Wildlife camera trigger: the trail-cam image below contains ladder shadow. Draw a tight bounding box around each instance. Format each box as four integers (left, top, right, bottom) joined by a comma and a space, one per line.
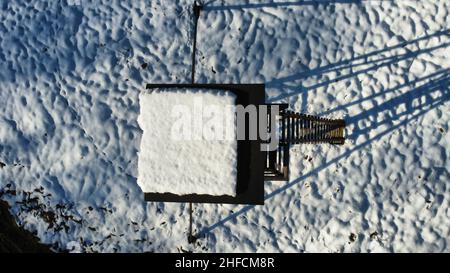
346, 72, 450, 140
321, 68, 450, 117
197, 69, 450, 238
266, 29, 450, 103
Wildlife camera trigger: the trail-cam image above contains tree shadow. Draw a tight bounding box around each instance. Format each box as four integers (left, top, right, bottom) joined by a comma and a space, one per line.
197, 68, 450, 238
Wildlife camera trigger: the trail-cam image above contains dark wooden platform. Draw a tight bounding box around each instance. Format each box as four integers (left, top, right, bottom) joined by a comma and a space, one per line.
143, 84, 266, 205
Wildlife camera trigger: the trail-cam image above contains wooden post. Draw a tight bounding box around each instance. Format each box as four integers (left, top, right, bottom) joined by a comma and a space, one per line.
188, 202, 197, 243
191, 1, 202, 84
187, 2, 202, 244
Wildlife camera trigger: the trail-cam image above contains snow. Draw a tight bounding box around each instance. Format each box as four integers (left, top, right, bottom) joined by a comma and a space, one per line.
0, 0, 449, 252
137, 88, 237, 196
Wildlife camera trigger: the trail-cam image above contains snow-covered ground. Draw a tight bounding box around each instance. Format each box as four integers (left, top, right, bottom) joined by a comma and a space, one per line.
0, 0, 449, 252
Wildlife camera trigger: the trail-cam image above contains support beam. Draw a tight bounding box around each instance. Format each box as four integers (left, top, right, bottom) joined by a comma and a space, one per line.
187, 1, 202, 244
191, 1, 202, 84
188, 202, 197, 243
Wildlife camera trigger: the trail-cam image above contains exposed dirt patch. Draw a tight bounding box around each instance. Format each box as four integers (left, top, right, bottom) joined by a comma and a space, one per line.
0, 200, 52, 253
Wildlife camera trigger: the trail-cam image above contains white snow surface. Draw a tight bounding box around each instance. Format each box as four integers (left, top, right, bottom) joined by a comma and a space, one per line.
0, 0, 449, 252
137, 88, 237, 196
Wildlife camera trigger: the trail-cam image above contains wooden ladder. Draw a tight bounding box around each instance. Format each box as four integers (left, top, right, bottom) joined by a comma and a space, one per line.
264, 106, 346, 181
